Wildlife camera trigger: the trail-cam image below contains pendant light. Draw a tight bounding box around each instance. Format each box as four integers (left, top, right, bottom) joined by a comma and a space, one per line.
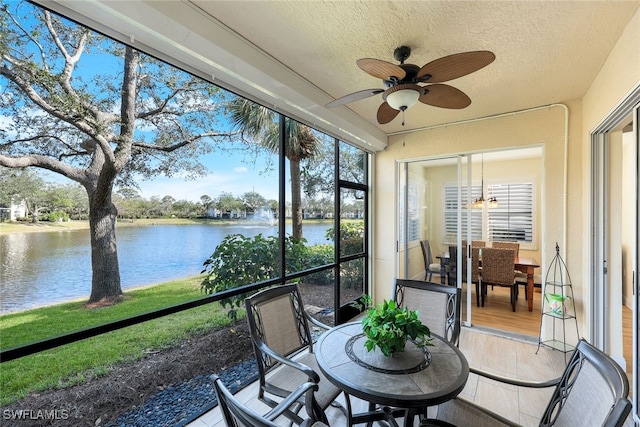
472, 154, 498, 209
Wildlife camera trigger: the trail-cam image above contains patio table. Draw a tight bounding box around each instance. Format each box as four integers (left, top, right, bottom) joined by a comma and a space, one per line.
315, 321, 469, 427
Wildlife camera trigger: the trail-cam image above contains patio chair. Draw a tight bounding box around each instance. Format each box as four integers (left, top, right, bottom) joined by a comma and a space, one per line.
393, 278, 462, 346
480, 248, 517, 311
421, 240, 443, 282
383, 279, 463, 424
245, 284, 351, 426
212, 374, 328, 427
423, 339, 632, 427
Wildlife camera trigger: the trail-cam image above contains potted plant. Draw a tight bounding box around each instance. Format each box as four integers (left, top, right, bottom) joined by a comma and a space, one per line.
360, 298, 433, 357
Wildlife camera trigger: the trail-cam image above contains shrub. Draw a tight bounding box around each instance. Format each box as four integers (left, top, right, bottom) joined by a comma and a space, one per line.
201, 234, 326, 319
47, 210, 69, 222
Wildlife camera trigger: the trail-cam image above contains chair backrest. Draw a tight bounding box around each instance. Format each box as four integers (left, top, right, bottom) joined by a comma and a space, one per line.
213, 374, 281, 427
449, 244, 468, 280
540, 339, 631, 427
470, 247, 481, 283
480, 248, 515, 287
491, 241, 519, 256
420, 239, 434, 265
245, 284, 313, 374
393, 279, 462, 346
471, 240, 486, 247
213, 375, 327, 427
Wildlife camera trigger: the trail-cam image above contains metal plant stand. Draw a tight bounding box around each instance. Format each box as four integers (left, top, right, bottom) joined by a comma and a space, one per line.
537, 243, 579, 363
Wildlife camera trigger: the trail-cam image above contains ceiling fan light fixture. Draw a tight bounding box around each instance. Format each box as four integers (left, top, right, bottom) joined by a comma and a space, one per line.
384, 84, 422, 111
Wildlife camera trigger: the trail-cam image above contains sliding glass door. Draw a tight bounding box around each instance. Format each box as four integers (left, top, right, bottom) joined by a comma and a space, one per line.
397, 155, 474, 324
590, 87, 639, 424
398, 148, 543, 332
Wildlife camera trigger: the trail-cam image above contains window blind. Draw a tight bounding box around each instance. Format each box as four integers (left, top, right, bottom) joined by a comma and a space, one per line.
487, 183, 533, 242
443, 184, 482, 243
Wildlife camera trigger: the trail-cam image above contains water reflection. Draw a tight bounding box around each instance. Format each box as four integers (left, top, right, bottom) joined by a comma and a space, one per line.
0, 223, 330, 314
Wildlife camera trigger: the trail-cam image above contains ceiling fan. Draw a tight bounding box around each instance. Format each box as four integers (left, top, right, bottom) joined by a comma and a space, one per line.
325, 46, 495, 125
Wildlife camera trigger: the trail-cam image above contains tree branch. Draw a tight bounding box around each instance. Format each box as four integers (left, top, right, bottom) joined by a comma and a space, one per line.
0, 154, 86, 183
131, 130, 240, 152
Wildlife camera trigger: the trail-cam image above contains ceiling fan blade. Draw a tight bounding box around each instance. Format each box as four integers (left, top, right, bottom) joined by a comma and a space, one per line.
419, 84, 472, 109
325, 88, 384, 108
357, 58, 406, 81
377, 102, 400, 124
417, 51, 495, 83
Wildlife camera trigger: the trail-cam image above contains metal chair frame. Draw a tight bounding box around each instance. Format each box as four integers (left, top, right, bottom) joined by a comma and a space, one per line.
213, 374, 326, 427
426, 339, 632, 427
245, 284, 351, 426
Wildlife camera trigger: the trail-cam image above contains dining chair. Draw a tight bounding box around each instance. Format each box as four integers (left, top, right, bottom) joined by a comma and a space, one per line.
491, 241, 519, 256
393, 278, 462, 346
470, 247, 482, 307
446, 244, 467, 286
212, 374, 328, 427
423, 339, 632, 427
479, 248, 518, 311
421, 240, 443, 282
492, 241, 526, 293
515, 273, 542, 301
244, 284, 352, 426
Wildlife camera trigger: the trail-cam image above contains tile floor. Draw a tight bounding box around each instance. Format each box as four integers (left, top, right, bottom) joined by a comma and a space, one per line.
186, 326, 571, 427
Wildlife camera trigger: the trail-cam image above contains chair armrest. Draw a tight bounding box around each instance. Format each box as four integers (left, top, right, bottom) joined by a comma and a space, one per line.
264, 381, 319, 421
470, 367, 561, 389
256, 339, 321, 383
305, 312, 331, 331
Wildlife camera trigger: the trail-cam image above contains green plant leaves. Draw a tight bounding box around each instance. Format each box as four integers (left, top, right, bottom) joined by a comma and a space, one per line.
361, 299, 432, 357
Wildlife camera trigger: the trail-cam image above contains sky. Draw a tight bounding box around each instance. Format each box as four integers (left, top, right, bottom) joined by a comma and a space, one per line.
40, 149, 281, 203
5, 3, 282, 203
134, 152, 280, 202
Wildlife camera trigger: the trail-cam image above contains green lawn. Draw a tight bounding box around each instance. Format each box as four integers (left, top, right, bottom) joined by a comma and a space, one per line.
0, 276, 237, 406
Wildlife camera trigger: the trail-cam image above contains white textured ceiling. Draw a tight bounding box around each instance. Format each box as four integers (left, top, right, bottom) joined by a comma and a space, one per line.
41, 0, 640, 149
185, 0, 639, 137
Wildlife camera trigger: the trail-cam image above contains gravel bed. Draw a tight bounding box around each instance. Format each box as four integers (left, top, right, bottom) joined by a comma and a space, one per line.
105, 359, 259, 427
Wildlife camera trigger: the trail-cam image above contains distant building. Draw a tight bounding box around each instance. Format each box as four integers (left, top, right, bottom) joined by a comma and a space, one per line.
0, 199, 27, 221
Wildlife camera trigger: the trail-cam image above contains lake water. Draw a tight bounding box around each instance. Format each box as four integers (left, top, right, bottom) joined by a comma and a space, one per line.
0, 223, 332, 314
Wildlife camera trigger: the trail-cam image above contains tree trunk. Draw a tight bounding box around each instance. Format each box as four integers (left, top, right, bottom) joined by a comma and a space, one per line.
87, 196, 123, 303
289, 158, 303, 241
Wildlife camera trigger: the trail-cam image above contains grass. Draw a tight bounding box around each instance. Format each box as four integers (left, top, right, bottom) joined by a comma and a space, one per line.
0, 276, 236, 406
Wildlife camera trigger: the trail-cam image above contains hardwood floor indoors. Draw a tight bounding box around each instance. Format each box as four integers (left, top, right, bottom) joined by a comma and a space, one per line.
462, 282, 542, 338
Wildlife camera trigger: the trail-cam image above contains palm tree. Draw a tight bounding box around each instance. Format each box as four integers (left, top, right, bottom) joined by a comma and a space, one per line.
227, 97, 318, 240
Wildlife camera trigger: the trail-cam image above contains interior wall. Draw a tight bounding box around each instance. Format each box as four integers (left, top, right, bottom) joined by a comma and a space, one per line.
374, 105, 576, 325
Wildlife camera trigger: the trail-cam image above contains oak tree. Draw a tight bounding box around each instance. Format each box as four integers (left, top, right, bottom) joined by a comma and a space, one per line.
0, 2, 234, 304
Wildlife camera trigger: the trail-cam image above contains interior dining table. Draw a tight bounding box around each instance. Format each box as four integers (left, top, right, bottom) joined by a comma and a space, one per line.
315, 321, 469, 427
437, 252, 540, 311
